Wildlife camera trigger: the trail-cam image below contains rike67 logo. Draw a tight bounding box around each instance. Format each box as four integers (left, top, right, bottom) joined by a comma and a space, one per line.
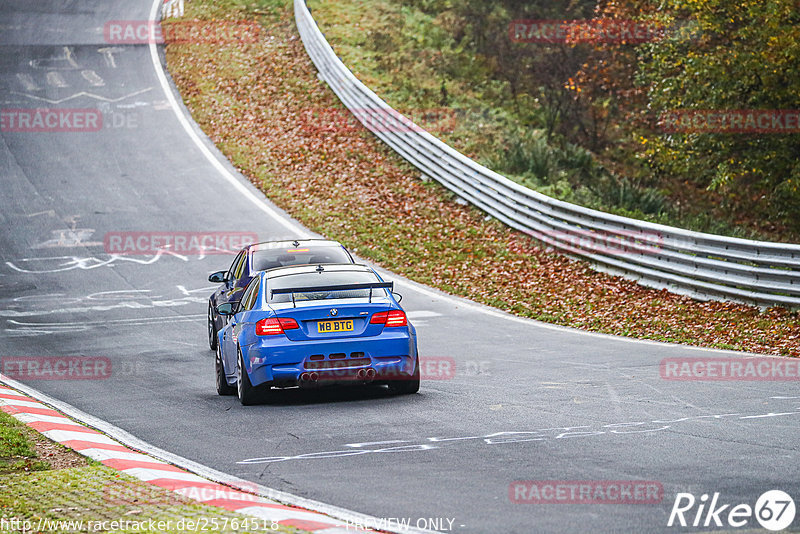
668, 490, 796, 531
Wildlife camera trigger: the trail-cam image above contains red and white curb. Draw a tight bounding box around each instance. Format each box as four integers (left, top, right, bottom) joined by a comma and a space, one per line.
0, 381, 392, 534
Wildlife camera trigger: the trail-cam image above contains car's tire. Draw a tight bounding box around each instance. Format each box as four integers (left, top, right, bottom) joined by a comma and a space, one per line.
237, 348, 261, 405
215, 345, 236, 396
208, 303, 218, 350
388, 355, 420, 394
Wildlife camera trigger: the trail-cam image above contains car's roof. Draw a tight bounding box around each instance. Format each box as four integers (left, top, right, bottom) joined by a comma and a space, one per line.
263, 263, 373, 280
247, 239, 345, 252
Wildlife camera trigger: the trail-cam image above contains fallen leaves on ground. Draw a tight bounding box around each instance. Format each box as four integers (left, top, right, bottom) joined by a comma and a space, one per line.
164, 5, 799, 356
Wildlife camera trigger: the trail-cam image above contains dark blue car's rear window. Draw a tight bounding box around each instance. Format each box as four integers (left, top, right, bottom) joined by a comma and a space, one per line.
251, 246, 351, 272
267, 271, 385, 303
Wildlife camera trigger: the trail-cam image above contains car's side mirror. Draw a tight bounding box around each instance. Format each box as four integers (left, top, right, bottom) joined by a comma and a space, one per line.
216, 303, 235, 316
208, 271, 227, 283
391, 291, 403, 303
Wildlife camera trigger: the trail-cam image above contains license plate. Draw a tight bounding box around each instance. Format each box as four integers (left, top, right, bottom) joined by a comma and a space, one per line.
317, 319, 353, 333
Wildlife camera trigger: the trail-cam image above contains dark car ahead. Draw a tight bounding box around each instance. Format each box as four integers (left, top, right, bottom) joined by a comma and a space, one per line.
207, 239, 355, 349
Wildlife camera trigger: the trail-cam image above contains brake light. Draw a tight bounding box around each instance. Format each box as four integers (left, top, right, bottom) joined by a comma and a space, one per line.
370, 310, 406, 327
256, 317, 299, 336
386, 310, 407, 327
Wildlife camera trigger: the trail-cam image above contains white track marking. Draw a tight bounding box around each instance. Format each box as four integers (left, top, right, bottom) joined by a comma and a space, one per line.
122, 468, 208, 483
10, 412, 81, 424
16, 73, 40, 91
5, 251, 188, 273
0, 398, 42, 409
12, 87, 152, 104
97, 47, 123, 69
79, 448, 171, 464
46, 71, 68, 88
38, 429, 121, 445
1, 373, 434, 534
146, 0, 306, 238
81, 69, 105, 87
30, 46, 79, 70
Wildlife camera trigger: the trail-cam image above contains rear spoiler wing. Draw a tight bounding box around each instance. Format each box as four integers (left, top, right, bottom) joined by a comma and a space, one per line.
271, 282, 393, 307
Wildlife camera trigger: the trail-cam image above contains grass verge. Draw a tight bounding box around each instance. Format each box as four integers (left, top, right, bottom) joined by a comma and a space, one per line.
162, 1, 799, 356
0, 410, 304, 533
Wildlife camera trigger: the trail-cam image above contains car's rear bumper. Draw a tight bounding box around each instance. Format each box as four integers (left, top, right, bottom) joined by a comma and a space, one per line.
241, 330, 417, 387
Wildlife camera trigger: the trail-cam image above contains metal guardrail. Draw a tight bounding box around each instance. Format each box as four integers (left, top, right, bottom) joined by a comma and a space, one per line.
294, 0, 800, 308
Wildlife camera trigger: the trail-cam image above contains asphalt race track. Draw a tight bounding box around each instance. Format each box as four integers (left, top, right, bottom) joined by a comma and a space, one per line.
1, 1, 799, 532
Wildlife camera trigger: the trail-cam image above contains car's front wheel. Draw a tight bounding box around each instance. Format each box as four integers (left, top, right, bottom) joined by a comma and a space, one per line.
237, 348, 260, 405
215, 345, 236, 396
207, 303, 218, 350
388, 355, 420, 394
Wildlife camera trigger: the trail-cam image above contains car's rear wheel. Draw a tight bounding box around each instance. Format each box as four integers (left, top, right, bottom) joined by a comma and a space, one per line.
388, 355, 420, 394
207, 303, 218, 350
215, 345, 235, 396
237, 348, 260, 405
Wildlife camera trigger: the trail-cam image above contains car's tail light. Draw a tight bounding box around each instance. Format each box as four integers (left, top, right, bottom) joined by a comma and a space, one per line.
257, 317, 299, 336
386, 310, 407, 327
370, 310, 406, 327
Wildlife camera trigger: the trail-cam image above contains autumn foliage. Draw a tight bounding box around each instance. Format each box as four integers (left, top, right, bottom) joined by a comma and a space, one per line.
164, 1, 799, 355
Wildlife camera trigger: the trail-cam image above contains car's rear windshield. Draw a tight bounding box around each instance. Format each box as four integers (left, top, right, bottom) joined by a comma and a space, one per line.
267, 271, 386, 303
251, 245, 351, 272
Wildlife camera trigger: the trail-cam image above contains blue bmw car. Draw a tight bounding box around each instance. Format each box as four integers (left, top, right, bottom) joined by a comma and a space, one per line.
207, 239, 355, 350
214, 264, 420, 405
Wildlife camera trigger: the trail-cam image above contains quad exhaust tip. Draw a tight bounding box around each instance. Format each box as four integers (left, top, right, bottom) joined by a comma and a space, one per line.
300, 368, 375, 385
